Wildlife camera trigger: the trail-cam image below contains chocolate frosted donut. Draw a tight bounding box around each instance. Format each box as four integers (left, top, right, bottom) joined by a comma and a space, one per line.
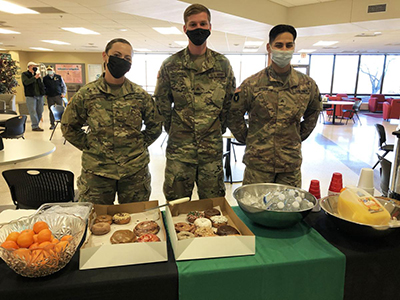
134, 221, 160, 236
204, 209, 221, 219
113, 212, 131, 225
110, 230, 137, 244
217, 225, 240, 236
91, 222, 111, 235
94, 214, 113, 225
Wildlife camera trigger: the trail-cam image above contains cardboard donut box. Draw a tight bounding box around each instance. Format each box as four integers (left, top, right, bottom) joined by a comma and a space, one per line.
165, 197, 256, 260
79, 201, 168, 270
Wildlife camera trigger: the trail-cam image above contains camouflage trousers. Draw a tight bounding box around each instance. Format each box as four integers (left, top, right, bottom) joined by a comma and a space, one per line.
163, 159, 225, 201
243, 166, 302, 188
77, 166, 151, 205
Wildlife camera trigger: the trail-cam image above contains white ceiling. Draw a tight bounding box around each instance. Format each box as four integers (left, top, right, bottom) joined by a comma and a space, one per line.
0, 0, 399, 54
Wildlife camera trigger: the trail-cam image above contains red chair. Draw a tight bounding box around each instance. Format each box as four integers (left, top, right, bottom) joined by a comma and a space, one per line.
326, 94, 354, 118
368, 94, 387, 112
383, 99, 400, 120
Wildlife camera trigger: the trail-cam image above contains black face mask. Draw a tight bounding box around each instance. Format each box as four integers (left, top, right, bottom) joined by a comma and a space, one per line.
32, 67, 38, 72
107, 55, 131, 79
186, 28, 210, 46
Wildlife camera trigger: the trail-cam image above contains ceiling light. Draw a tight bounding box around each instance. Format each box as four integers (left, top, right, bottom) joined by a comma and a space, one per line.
0, 0, 39, 14
0, 48, 5, 51
244, 41, 264, 46
313, 41, 338, 46
133, 48, 151, 52
30, 47, 53, 51
41, 40, 70, 45
61, 27, 100, 35
153, 27, 182, 35
243, 48, 258, 53
374, 32, 382, 35
119, 29, 128, 32
0, 28, 20, 34
174, 41, 188, 46
298, 49, 316, 53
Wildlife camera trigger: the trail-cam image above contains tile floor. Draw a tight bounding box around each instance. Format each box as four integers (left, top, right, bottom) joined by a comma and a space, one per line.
0, 107, 398, 208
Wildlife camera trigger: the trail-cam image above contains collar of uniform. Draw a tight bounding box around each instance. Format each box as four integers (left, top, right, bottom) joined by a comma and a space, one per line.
266, 65, 299, 88
182, 47, 215, 72
97, 76, 128, 95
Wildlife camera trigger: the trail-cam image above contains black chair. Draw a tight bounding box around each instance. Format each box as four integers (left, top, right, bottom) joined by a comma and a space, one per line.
231, 139, 246, 162
372, 124, 394, 169
0, 115, 27, 139
340, 100, 362, 125
378, 154, 391, 196
49, 104, 65, 141
2, 168, 75, 209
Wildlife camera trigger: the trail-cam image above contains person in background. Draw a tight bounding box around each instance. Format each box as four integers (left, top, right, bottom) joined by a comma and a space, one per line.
43, 66, 67, 130
21, 61, 45, 131
154, 3, 236, 201
61, 38, 162, 204
228, 24, 322, 188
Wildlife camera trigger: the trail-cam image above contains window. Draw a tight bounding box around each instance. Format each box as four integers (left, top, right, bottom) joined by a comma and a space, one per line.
225, 54, 242, 87
241, 55, 266, 84
126, 54, 146, 88
357, 55, 385, 94
332, 55, 359, 95
146, 54, 169, 94
382, 55, 400, 95
309, 55, 334, 94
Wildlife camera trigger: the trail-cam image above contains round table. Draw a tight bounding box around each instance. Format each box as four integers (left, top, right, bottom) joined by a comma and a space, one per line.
0, 139, 56, 165
0, 114, 18, 123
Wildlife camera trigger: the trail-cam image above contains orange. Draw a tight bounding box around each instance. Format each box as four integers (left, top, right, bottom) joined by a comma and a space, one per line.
61, 235, 72, 242
17, 232, 34, 248
38, 241, 52, 248
55, 241, 69, 253
1, 240, 19, 250
13, 248, 31, 262
37, 229, 52, 244
5, 231, 20, 243
33, 221, 49, 234
21, 229, 35, 236
51, 238, 59, 244
29, 242, 40, 250
33, 234, 38, 243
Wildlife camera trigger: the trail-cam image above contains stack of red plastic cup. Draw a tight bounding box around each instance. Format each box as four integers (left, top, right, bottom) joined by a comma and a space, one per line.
309, 179, 321, 199
328, 172, 343, 195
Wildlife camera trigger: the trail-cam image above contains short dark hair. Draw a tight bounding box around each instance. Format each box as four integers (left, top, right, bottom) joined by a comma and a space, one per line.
184, 4, 211, 24
105, 38, 132, 54
269, 24, 297, 43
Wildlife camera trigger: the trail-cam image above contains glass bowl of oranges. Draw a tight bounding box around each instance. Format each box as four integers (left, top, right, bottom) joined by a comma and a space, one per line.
0, 212, 86, 277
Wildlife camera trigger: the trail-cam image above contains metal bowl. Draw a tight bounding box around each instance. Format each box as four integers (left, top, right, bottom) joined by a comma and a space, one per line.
0, 212, 86, 277
233, 183, 317, 228
320, 195, 400, 238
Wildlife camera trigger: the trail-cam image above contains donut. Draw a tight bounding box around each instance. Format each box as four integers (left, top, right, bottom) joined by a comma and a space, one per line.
137, 234, 161, 243
210, 215, 228, 228
194, 227, 216, 237
110, 230, 137, 244
134, 221, 160, 236
94, 214, 113, 225
175, 222, 195, 233
113, 212, 131, 225
91, 222, 111, 235
217, 225, 240, 236
194, 217, 212, 229
204, 208, 221, 219
187, 211, 204, 223
177, 231, 195, 240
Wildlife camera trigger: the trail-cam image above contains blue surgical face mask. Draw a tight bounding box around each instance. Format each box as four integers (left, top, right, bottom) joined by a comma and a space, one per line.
47, 71, 54, 76
270, 48, 294, 68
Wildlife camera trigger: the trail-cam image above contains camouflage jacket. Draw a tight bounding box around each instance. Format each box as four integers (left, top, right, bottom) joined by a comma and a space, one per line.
154, 47, 236, 164
61, 76, 162, 180
228, 66, 322, 173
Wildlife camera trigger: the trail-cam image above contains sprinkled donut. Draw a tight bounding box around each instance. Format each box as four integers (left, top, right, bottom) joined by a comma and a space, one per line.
194, 217, 212, 229
113, 212, 131, 225
94, 214, 113, 225
187, 211, 204, 223
134, 221, 160, 236
175, 222, 195, 233
91, 222, 111, 235
137, 233, 161, 243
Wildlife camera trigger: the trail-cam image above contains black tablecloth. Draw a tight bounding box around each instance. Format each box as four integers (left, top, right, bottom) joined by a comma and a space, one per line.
305, 211, 400, 300
0, 237, 178, 300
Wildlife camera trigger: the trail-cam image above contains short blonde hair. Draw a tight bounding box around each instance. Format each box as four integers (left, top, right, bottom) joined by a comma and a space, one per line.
183, 4, 211, 24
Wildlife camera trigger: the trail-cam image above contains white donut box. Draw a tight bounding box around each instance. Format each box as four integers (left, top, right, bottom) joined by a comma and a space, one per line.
166, 197, 256, 261
79, 201, 168, 270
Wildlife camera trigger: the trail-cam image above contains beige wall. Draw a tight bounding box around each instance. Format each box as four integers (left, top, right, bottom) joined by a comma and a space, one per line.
9, 51, 102, 104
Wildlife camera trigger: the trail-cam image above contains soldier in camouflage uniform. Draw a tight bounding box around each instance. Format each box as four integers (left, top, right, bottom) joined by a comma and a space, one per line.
61, 38, 162, 204
228, 25, 322, 187
154, 4, 236, 201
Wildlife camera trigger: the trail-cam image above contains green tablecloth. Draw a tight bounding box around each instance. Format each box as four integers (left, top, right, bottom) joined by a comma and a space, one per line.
176, 207, 346, 300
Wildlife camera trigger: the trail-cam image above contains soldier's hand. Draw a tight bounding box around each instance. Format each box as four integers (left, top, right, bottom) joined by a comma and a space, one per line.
35, 73, 40, 79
